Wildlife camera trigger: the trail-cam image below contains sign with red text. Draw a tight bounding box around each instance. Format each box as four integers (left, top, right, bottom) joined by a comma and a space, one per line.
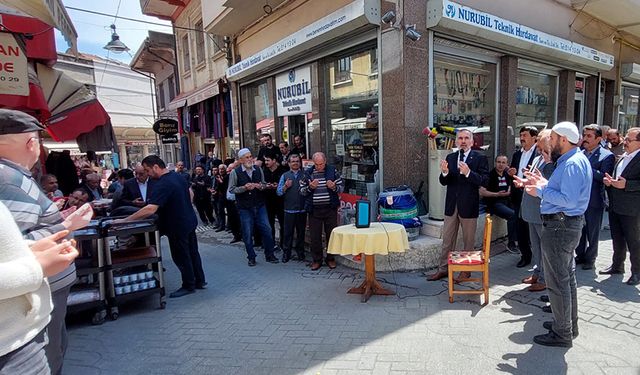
0, 33, 27, 95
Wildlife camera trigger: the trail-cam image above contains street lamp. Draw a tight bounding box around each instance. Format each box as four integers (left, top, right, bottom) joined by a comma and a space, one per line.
103, 24, 129, 53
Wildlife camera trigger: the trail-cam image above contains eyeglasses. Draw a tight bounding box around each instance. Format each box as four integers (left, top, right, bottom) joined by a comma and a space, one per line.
26, 137, 40, 145
623, 137, 640, 142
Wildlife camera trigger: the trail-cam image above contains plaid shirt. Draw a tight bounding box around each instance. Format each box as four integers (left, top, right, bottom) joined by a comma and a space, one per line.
0, 158, 75, 291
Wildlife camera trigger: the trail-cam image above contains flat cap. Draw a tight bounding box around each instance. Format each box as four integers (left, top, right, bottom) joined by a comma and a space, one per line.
0, 109, 44, 135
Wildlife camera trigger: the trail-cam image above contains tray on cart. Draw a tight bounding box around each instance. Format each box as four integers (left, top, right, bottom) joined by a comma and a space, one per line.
111, 246, 158, 264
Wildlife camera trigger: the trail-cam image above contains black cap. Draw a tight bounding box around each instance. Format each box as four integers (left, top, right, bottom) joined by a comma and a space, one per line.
0, 109, 45, 135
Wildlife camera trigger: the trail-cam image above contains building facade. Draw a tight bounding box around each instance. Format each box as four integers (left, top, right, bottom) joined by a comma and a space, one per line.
142, 0, 640, 211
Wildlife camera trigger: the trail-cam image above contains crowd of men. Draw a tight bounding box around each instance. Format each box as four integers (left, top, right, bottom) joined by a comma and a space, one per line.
427, 122, 639, 348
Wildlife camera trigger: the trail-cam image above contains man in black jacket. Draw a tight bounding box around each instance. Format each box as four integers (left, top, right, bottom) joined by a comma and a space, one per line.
119, 166, 154, 209
508, 126, 539, 268
602, 127, 640, 285
191, 165, 215, 226
428, 129, 489, 281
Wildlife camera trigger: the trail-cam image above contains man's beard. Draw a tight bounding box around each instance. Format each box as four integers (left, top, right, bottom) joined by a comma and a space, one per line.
551, 144, 562, 163
244, 160, 254, 169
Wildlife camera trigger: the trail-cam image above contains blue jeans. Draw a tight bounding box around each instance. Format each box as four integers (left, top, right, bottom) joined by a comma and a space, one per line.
541, 214, 583, 341
238, 205, 275, 260
488, 202, 517, 245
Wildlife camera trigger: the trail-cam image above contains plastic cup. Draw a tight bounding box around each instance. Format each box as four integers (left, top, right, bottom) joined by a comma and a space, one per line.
131, 283, 140, 292
145, 271, 153, 280
130, 274, 139, 282
121, 275, 130, 284
140, 281, 149, 290
115, 286, 123, 295
148, 280, 157, 288
138, 272, 147, 281
123, 285, 131, 293
113, 276, 122, 285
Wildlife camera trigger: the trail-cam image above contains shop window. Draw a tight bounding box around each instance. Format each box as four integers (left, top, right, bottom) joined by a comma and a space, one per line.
619, 85, 640, 134
195, 20, 205, 65
515, 70, 557, 147
241, 79, 275, 151
325, 47, 379, 198
335, 57, 351, 83
168, 76, 175, 101
210, 35, 224, 55
158, 82, 165, 109
370, 49, 378, 74
433, 53, 497, 154
181, 34, 190, 73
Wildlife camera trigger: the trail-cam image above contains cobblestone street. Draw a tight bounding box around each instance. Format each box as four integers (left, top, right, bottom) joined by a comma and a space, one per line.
64, 228, 640, 375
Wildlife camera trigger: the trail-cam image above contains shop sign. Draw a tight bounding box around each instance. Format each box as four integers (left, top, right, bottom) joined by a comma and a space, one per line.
0, 32, 28, 95
152, 118, 179, 135
275, 66, 312, 116
227, 0, 374, 80
160, 134, 179, 144
432, 0, 614, 69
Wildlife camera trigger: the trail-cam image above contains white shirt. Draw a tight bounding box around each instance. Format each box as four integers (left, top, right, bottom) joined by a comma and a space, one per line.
442, 149, 471, 178
616, 149, 640, 177
517, 146, 535, 178
137, 179, 148, 201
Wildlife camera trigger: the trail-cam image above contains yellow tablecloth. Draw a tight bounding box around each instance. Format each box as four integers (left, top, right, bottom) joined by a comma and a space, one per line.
327, 222, 409, 256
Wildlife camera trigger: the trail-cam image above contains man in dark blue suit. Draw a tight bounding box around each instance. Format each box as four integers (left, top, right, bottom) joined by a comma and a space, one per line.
428, 129, 489, 281
575, 125, 615, 270
117, 166, 155, 210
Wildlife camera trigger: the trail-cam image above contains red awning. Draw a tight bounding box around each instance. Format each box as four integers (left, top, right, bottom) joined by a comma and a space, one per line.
0, 64, 50, 120
46, 99, 110, 141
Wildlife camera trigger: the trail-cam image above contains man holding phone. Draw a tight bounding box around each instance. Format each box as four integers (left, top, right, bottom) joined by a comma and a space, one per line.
277, 154, 307, 263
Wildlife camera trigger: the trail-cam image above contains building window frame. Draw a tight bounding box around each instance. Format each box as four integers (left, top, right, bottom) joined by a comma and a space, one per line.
334, 57, 351, 83
181, 34, 191, 74
158, 82, 166, 109
194, 20, 205, 66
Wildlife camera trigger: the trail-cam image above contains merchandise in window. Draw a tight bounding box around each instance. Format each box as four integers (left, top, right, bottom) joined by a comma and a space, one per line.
241, 79, 276, 151
433, 53, 496, 154
515, 70, 557, 148
619, 85, 640, 134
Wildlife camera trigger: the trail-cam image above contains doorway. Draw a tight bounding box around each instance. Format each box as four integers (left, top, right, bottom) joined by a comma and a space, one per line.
282, 113, 310, 159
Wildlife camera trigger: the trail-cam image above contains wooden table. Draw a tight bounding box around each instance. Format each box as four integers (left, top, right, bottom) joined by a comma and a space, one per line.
327, 222, 409, 302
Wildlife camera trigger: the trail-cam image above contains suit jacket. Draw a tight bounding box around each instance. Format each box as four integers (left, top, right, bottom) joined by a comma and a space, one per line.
584, 146, 615, 209
119, 178, 154, 207
439, 149, 489, 218
607, 152, 640, 217
510, 147, 539, 207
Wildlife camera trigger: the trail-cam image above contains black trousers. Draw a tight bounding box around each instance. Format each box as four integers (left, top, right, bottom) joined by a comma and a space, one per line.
194, 198, 215, 224
283, 211, 307, 258
225, 200, 241, 239
216, 198, 227, 230
309, 206, 337, 263
575, 205, 604, 264
166, 230, 205, 290
266, 201, 284, 247
609, 211, 640, 275
515, 205, 531, 261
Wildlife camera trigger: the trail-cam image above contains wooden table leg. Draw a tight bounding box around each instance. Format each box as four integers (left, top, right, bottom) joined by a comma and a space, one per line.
347, 254, 395, 302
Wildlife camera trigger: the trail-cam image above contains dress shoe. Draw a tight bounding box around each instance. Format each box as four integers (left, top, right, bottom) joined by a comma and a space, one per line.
293, 253, 305, 262
265, 256, 280, 264
281, 254, 290, 263
533, 331, 572, 348
517, 258, 531, 268
326, 259, 337, 269
507, 242, 519, 253
626, 274, 640, 286
542, 305, 552, 313
581, 263, 595, 270
169, 288, 195, 298
528, 282, 546, 292
195, 282, 208, 289
248, 258, 257, 267
543, 321, 579, 339
310, 262, 322, 271
427, 271, 448, 281
599, 266, 624, 275
230, 237, 242, 244
540, 295, 550, 303
522, 275, 538, 284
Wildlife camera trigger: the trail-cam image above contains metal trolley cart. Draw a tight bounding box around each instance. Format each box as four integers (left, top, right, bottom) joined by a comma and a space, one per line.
101, 218, 166, 320
69, 220, 108, 325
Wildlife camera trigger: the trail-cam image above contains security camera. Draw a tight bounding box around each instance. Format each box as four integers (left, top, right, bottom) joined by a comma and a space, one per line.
405, 25, 421, 41
381, 10, 396, 25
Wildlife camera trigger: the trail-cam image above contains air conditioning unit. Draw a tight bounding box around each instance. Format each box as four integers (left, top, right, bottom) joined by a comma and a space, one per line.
621, 63, 640, 83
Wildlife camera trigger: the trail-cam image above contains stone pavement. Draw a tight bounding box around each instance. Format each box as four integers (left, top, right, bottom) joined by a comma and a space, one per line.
64, 227, 640, 375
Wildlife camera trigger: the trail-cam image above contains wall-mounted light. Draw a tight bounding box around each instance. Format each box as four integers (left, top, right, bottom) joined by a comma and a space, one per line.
381, 10, 396, 25
405, 25, 422, 41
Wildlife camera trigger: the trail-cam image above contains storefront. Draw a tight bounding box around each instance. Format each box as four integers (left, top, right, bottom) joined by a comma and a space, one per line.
228, 0, 380, 211
427, 0, 615, 155
620, 63, 640, 133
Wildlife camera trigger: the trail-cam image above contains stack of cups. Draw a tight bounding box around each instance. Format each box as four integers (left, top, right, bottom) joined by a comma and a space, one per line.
114, 271, 156, 295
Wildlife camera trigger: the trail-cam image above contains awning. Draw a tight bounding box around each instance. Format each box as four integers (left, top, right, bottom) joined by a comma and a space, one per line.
35, 63, 116, 152
0, 1, 77, 53
167, 80, 222, 111
0, 64, 50, 120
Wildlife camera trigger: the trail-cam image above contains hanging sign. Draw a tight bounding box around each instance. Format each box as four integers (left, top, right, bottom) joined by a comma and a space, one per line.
161, 134, 179, 144
275, 65, 312, 116
152, 118, 179, 135
0, 32, 28, 95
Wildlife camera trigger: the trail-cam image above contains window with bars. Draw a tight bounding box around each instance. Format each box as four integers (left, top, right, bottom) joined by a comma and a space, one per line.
335, 57, 351, 82
195, 20, 205, 64
181, 34, 190, 72
158, 82, 166, 109
168, 76, 175, 101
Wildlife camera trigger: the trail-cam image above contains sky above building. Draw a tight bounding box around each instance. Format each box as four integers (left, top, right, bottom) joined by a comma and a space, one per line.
55, 0, 172, 63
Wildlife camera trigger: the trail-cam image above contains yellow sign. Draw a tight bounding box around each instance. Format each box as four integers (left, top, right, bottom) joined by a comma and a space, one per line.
0, 33, 28, 96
